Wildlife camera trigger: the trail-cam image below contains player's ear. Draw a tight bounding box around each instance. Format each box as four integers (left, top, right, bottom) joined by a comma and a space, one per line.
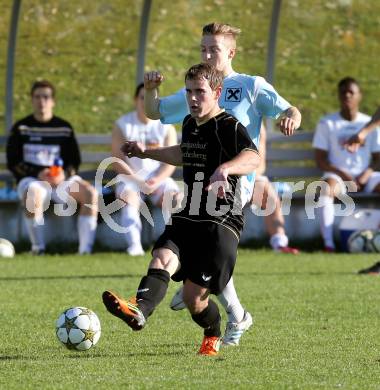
215, 86, 222, 99
228, 47, 236, 59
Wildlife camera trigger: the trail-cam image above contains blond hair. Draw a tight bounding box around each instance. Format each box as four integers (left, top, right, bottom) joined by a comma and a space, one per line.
202, 23, 241, 47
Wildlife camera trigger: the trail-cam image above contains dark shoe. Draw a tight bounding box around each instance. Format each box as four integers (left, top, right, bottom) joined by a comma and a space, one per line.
358, 262, 380, 275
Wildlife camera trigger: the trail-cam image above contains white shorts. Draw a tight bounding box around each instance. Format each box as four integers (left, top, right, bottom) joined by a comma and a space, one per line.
322, 172, 380, 194
115, 175, 179, 205
17, 175, 83, 204
240, 174, 257, 206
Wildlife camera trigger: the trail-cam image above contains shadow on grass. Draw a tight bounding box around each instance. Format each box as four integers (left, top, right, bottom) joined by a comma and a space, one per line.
0, 269, 359, 283
0, 342, 197, 361
0, 273, 138, 282
0, 352, 226, 361
233, 271, 356, 276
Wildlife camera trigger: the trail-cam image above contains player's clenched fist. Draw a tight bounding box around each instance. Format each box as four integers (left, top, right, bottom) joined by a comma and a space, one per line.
121, 141, 146, 159
278, 116, 296, 136
144, 71, 164, 90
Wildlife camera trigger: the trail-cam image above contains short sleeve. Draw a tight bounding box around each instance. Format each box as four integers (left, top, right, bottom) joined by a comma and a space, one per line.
312, 120, 329, 151
221, 120, 258, 159
159, 88, 189, 124
255, 79, 291, 119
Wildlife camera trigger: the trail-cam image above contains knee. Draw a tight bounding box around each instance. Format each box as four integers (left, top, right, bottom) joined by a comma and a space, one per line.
183, 291, 206, 314
82, 184, 98, 206
149, 248, 179, 276
322, 179, 338, 198
118, 190, 140, 208
23, 185, 45, 213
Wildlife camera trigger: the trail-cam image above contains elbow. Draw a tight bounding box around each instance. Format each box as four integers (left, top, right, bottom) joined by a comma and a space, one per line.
145, 110, 161, 120
315, 160, 324, 171
144, 105, 161, 120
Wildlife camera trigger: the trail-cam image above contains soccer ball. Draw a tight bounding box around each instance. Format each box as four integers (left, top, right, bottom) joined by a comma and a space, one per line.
347, 230, 374, 253
367, 230, 380, 253
0, 238, 15, 258
56, 307, 101, 351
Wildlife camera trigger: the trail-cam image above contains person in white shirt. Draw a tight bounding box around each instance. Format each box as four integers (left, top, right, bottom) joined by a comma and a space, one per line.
111, 83, 180, 256
313, 77, 380, 252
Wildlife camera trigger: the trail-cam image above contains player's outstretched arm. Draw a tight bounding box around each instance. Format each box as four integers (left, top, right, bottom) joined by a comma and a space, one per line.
206, 150, 261, 198
345, 107, 380, 153
144, 71, 164, 120
278, 106, 302, 136
122, 141, 183, 166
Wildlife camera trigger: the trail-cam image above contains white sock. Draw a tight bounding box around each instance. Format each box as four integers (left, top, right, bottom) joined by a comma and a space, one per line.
317, 195, 335, 248
78, 215, 97, 254
217, 277, 245, 323
121, 204, 142, 250
24, 215, 45, 252
269, 233, 289, 249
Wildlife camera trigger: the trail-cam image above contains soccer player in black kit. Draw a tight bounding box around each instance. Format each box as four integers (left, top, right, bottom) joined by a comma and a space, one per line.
102, 63, 260, 356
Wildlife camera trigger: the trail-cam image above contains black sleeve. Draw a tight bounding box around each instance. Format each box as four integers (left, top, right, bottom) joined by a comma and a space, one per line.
6, 124, 41, 180
61, 125, 81, 177
221, 119, 258, 159
179, 114, 192, 149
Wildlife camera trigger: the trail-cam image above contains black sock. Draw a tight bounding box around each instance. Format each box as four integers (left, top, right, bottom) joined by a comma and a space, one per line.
191, 299, 221, 337
136, 268, 170, 318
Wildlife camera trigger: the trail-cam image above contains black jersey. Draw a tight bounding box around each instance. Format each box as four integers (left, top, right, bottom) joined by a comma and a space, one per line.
172, 111, 258, 237
6, 114, 81, 182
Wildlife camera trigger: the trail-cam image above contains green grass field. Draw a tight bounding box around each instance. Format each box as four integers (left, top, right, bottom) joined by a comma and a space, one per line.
1, 249, 380, 389
1, 0, 380, 133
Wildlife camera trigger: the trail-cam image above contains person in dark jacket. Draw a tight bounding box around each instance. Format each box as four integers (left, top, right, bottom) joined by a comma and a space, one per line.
6, 80, 98, 254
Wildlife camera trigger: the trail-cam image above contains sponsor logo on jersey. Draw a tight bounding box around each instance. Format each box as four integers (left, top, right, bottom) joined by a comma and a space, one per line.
225, 87, 242, 102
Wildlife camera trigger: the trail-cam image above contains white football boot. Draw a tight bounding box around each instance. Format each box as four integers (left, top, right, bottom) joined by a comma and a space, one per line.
169, 286, 186, 311
222, 311, 253, 346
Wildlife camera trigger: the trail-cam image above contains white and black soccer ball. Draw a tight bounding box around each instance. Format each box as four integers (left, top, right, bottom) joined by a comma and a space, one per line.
56, 307, 101, 351
366, 230, 380, 253
0, 238, 15, 258
347, 230, 374, 253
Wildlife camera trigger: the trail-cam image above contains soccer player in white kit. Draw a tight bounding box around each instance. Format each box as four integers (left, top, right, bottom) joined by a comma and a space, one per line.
112, 83, 180, 256
144, 23, 302, 345
313, 77, 380, 252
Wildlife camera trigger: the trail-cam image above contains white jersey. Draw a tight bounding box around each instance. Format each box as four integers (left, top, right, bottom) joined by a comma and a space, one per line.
116, 111, 170, 179
313, 112, 380, 177
159, 72, 291, 198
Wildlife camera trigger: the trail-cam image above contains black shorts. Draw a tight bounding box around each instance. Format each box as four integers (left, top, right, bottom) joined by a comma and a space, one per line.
152, 218, 239, 295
